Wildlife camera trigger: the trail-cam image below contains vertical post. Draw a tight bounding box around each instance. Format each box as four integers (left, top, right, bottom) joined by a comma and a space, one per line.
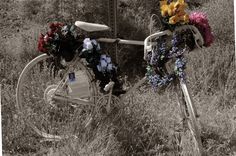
108, 0, 118, 63
234, 0, 236, 64
114, 0, 118, 64
0, 84, 2, 156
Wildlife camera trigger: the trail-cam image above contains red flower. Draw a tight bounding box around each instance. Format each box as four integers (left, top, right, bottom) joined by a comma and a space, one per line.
38, 34, 47, 52
47, 30, 54, 37
38, 22, 64, 53
49, 22, 64, 33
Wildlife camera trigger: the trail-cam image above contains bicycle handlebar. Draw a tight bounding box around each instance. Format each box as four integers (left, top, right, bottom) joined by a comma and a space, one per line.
143, 25, 204, 60
95, 25, 204, 62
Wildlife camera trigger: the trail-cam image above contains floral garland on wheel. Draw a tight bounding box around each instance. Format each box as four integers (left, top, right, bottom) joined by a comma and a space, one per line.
146, 0, 214, 90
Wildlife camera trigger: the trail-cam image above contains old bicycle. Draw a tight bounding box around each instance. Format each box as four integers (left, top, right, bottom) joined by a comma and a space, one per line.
15, 5, 214, 153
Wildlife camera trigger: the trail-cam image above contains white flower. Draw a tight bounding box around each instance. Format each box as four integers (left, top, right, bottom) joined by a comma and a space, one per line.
83, 38, 93, 50
107, 64, 113, 71
100, 60, 107, 70
91, 39, 101, 51
106, 57, 111, 63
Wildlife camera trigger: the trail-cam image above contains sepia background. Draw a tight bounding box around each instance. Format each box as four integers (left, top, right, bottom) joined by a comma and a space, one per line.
0, 0, 235, 155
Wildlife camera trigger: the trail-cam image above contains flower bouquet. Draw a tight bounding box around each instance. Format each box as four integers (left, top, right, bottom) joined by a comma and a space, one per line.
38, 22, 79, 62
146, 0, 214, 90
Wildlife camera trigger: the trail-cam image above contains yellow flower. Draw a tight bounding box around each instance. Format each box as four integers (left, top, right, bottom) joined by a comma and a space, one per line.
183, 14, 189, 23
160, 0, 189, 25
168, 2, 176, 16
161, 4, 169, 17
178, 13, 189, 24
169, 15, 180, 24
177, 10, 186, 17
174, 0, 187, 14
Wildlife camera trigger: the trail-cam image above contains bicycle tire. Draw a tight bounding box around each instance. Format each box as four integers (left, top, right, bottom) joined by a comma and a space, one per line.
16, 54, 98, 140
175, 81, 204, 156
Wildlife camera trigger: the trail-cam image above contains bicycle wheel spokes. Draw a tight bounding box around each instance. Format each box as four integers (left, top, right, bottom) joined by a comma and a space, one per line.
95, 94, 122, 123
16, 54, 98, 140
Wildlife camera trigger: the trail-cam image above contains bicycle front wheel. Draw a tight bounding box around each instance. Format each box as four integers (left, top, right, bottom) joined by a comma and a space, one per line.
175, 81, 204, 156
16, 54, 98, 140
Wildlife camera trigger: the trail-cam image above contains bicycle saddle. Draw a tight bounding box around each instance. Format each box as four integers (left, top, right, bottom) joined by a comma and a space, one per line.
75, 21, 111, 32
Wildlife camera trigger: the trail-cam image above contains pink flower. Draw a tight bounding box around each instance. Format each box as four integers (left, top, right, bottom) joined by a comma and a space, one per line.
189, 12, 214, 47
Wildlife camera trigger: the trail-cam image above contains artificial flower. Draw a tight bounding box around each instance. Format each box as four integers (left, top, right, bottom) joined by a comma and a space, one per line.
182, 14, 189, 23
176, 10, 187, 17
168, 2, 176, 16
175, 12, 189, 24
174, 1, 187, 14
169, 15, 180, 24
49, 22, 64, 33
189, 12, 214, 46
38, 34, 47, 52
161, 4, 169, 17
160, 0, 189, 25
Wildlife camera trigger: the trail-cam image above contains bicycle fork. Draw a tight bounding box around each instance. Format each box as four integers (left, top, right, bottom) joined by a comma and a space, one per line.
175, 81, 204, 156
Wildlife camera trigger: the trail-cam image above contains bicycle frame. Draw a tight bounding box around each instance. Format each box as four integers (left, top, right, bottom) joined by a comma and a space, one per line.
49, 25, 202, 106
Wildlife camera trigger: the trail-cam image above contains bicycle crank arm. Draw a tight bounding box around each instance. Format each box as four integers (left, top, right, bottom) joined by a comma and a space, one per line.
52, 94, 94, 106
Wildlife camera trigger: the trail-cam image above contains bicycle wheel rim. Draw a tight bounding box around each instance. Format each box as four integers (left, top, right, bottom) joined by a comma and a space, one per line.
16, 54, 98, 140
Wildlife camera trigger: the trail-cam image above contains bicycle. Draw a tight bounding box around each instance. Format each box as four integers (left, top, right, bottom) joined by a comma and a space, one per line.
16, 20, 206, 155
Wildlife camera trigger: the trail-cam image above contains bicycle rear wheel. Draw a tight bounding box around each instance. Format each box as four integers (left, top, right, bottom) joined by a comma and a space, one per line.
16, 54, 98, 140
175, 82, 204, 156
